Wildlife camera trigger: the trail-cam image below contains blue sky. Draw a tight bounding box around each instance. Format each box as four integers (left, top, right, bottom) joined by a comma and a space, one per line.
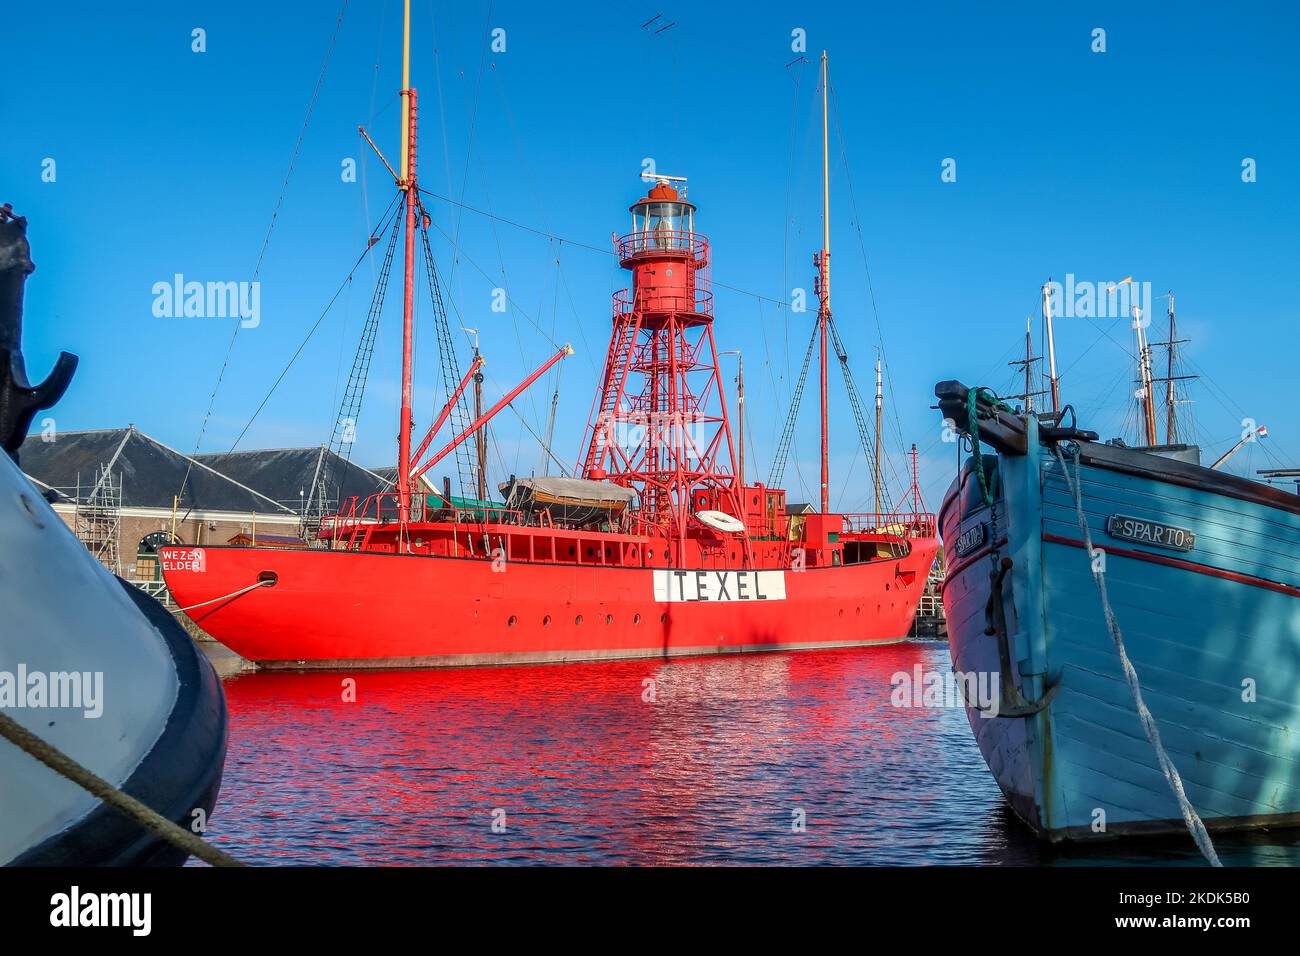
5, 0, 1298, 509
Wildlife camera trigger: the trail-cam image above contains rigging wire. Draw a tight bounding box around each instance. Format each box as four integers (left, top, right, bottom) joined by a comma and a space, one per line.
1182, 353, 1294, 470
779, 57, 809, 395
767, 322, 821, 490
443, 0, 497, 371
828, 84, 905, 450
228, 192, 404, 456
421, 207, 563, 349
176, 0, 350, 509
414, 186, 796, 308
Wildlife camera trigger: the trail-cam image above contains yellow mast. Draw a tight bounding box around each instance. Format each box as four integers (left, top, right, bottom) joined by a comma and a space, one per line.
821, 52, 830, 289
400, 0, 411, 187
817, 50, 831, 513
396, 0, 417, 532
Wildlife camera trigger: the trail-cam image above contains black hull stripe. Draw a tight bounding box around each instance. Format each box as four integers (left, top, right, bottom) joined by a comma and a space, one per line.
10, 580, 228, 867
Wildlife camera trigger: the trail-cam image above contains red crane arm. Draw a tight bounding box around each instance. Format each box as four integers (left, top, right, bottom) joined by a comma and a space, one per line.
410, 354, 483, 468
411, 344, 573, 483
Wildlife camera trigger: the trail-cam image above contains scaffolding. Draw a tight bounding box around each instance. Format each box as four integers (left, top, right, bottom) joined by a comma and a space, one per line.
75, 464, 123, 576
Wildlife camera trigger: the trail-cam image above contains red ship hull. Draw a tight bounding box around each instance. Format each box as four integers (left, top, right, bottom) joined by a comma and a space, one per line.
161, 541, 939, 669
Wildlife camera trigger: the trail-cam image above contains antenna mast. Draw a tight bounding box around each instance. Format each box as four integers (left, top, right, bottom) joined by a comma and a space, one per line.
816, 50, 831, 513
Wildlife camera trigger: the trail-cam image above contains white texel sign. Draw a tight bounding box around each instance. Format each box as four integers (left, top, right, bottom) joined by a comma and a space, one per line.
653, 569, 787, 603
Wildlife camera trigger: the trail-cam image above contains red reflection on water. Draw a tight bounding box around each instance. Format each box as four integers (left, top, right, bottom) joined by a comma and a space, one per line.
207, 645, 995, 865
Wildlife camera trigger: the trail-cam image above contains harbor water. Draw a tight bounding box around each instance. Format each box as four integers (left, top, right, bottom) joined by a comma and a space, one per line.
199, 643, 1300, 866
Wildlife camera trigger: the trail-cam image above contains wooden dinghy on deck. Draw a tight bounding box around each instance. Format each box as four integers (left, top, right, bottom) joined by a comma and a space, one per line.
499, 475, 637, 526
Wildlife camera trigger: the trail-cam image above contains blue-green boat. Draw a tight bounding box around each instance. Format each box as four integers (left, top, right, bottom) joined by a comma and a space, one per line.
937, 380, 1300, 843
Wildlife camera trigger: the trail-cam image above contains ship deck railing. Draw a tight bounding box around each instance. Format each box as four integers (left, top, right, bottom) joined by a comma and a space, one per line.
320, 492, 661, 543
841, 512, 937, 539
616, 229, 708, 263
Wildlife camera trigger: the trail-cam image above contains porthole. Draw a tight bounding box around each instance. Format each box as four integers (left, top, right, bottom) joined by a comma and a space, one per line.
543, 615, 551, 626
634, 614, 642, 624
575, 615, 584, 626
605, 614, 613, 625
660, 613, 667, 624
507, 615, 517, 627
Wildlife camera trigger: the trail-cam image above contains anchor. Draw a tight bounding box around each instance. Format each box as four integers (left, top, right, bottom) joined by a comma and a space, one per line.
969, 555, 1059, 718
0, 205, 78, 462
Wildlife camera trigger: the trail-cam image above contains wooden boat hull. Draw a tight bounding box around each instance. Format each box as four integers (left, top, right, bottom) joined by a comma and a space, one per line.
160, 540, 939, 669
0, 452, 226, 866
941, 413, 1300, 842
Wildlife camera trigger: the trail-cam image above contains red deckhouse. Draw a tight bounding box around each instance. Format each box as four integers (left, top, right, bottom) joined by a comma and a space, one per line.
160, 27, 938, 668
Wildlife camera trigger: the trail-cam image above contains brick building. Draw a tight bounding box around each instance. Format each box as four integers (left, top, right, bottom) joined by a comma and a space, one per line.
19, 427, 397, 590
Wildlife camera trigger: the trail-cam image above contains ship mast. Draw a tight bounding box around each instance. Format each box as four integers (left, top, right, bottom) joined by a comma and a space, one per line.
873, 354, 882, 515
1149, 291, 1197, 445
817, 50, 831, 513
1041, 280, 1061, 414
1134, 305, 1159, 446
1164, 292, 1176, 441
1007, 315, 1044, 413
396, 0, 417, 526
1023, 316, 1034, 414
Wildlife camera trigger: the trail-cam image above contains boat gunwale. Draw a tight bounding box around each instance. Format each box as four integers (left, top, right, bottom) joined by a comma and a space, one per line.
160, 540, 937, 575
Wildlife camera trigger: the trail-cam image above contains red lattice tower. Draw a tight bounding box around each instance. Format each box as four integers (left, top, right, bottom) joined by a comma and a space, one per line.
580, 177, 743, 536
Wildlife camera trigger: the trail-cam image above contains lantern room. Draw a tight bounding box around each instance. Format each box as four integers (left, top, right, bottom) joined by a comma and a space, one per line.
619, 177, 706, 265
629, 181, 695, 253
616, 175, 712, 325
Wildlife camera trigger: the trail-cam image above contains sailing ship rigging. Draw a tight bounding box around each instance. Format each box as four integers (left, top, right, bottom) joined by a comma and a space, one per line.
161, 7, 937, 669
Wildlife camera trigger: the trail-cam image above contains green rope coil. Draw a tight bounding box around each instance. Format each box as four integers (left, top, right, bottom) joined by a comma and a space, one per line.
967, 386, 1010, 507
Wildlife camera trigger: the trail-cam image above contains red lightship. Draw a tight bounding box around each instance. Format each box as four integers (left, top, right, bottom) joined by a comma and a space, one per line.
161, 32, 937, 669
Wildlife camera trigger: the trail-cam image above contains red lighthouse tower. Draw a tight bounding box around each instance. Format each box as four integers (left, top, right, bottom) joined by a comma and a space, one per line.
581, 175, 744, 539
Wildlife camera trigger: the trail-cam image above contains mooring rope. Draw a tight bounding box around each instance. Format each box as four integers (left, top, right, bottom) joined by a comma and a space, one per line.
966, 386, 1007, 507
171, 580, 271, 614
0, 711, 244, 867
1051, 442, 1222, 866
